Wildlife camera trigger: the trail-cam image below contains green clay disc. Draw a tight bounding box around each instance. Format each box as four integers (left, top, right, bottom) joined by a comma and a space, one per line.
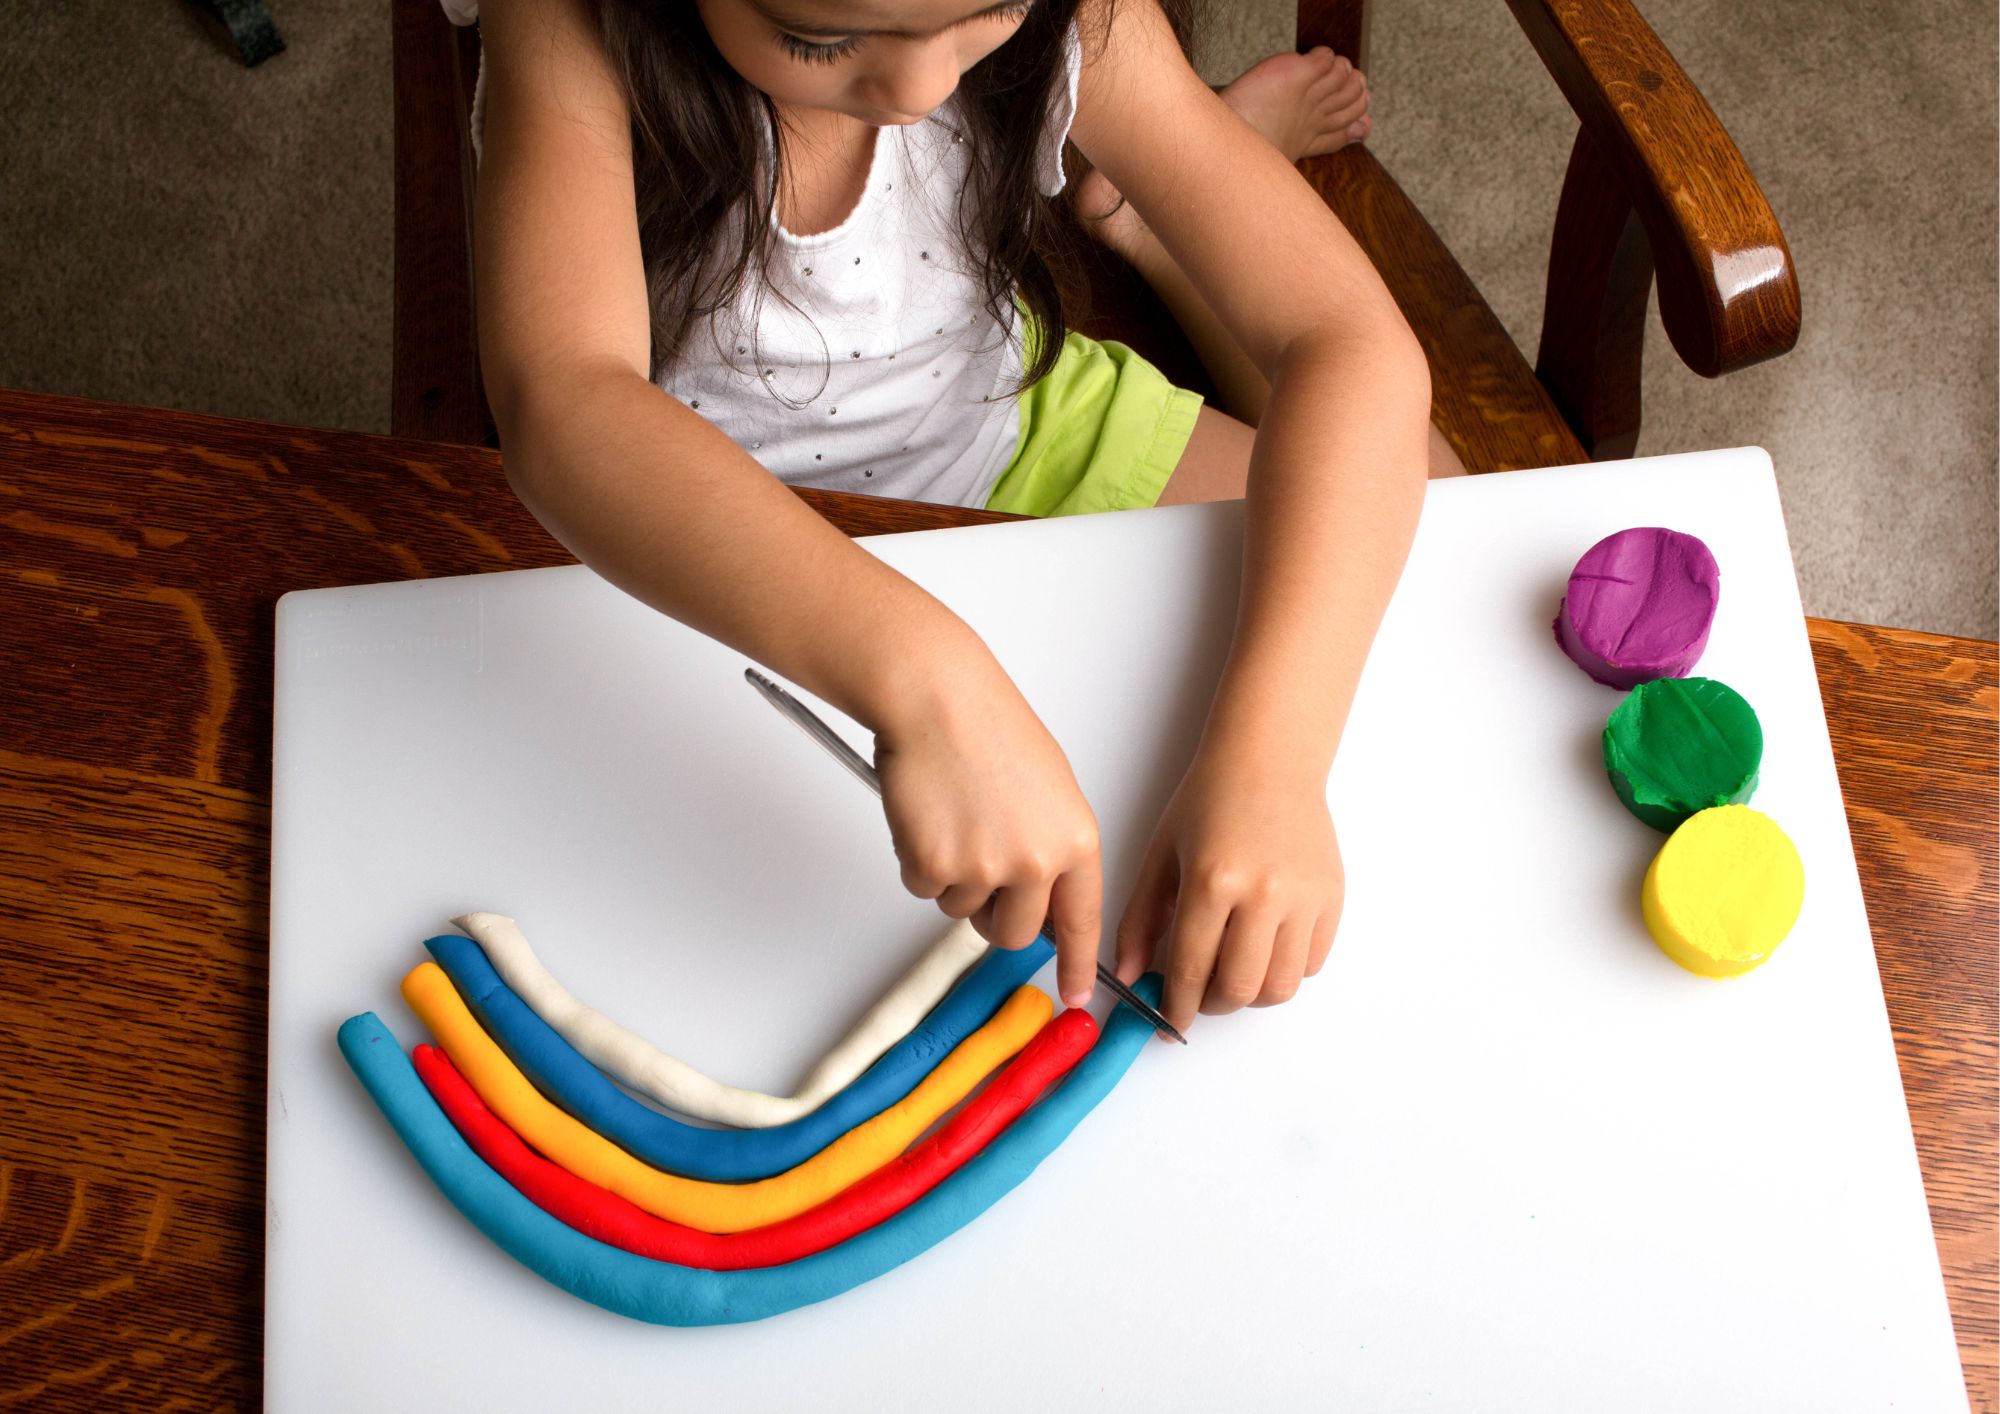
1602, 677, 1763, 832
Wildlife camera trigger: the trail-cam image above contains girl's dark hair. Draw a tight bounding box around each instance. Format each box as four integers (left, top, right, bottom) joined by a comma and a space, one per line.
586, 0, 1205, 396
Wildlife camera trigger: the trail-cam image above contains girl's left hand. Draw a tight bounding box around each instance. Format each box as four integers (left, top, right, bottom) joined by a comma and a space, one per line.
1112, 747, 1344, 1035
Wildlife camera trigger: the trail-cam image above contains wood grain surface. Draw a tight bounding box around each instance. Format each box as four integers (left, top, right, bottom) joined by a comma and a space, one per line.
1502, 0, 1801, 379
1812, 618, 1999, 1407
1, 388, 1991, 1410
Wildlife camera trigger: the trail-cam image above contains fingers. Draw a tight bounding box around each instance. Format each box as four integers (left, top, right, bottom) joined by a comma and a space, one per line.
1048, 865, 1103, 1008
1157, 882, 1329, 1027
1305, 897, 1342, 978
985, 879, 1053, 952
1112, 841, 1176, 985
941, 879, 1047, 952
916, 836, 1101, 1007
897, 846, 948, 903
933, 877, 997, 921
965, 867, 1099, 1010
1203, 905, 1278, 1017
1252, 913, 1312, 1007
1156, 883, 1231, 1035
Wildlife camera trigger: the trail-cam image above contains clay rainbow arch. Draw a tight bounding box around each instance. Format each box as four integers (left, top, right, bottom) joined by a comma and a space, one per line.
340, 924, 1164, 1324
408, 1005, 1099, 1269
424, 930, 1055, 1182
402, 959, 1054, 1231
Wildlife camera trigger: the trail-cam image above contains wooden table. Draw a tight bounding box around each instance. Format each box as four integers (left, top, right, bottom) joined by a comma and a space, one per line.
2, 388, 1992, 1410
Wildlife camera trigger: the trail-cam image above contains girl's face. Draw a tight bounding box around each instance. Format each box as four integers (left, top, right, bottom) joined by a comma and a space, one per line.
696, 0, 1037, 127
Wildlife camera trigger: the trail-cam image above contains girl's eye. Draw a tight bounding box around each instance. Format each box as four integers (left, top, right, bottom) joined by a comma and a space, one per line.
777, 0, 1035, 65
777, 31, 862, 64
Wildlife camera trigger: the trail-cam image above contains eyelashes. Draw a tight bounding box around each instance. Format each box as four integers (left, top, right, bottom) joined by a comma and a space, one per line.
776, 31, 865, 66
776, 0, 1036, 65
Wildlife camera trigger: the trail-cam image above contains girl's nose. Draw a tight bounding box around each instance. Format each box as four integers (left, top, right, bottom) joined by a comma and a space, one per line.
859, 41, 961, 121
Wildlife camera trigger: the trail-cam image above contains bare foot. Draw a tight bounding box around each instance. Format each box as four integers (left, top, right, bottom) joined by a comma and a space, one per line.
1213, 45, 1373, 163
1073, 46, 1371, 259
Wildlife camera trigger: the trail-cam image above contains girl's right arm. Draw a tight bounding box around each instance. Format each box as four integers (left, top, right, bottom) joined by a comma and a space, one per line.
472, 0, 1105, 1005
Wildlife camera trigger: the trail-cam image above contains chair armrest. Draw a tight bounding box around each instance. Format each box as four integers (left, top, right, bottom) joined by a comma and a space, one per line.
1504, 0, 1800, 377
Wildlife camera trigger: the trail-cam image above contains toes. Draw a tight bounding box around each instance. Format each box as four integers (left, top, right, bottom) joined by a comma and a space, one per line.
1302, 49, 1350, 82
1302, 108, 1373, 158
1326, 66, 1371, 105
1326, 91, 1371, 130
1316, 60, 1363, 102
1324, 79, 1367, 116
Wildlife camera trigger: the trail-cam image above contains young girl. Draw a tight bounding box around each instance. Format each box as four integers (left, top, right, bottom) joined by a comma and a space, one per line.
457, 0, 1455, 1037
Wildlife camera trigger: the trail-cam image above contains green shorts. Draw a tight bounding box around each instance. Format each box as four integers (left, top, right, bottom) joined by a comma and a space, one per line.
982, 297, 1205, 518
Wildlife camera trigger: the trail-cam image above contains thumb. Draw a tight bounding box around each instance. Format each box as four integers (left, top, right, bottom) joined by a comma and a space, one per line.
1113, 837, 1177, 985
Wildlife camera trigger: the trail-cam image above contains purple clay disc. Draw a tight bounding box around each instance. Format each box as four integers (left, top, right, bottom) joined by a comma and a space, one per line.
1554, 527, 1720, 688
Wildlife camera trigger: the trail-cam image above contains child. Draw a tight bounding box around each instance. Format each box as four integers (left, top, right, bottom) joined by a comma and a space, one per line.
458, 0, 1453, 1036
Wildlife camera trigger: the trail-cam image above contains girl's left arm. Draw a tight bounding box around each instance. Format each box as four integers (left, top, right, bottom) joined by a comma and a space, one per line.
1068, 0, 1432, 1033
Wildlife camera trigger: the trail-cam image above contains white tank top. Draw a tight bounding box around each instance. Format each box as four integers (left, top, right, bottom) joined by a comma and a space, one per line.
444, 2, 1082, 509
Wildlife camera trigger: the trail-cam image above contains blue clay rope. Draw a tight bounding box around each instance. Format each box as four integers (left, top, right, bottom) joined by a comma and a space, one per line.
425, 931, 1054, 1181
337, 974, 1162, 1326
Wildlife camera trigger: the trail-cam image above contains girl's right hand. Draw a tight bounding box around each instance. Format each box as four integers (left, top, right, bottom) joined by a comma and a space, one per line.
872, 652, 1103, 1011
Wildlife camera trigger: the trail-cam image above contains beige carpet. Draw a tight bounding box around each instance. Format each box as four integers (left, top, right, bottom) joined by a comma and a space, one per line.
1, 0, 1993, 636
0, 3, 391, 435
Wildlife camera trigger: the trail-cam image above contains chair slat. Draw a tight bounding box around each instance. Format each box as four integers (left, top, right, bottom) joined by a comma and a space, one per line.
392, 0, 494, 446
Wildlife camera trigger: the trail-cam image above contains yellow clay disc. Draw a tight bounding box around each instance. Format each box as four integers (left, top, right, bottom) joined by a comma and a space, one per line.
1641, 804, 1806, 977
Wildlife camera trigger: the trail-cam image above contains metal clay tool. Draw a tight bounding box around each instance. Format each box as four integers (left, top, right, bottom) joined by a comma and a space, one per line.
744, 666, 1188, 1045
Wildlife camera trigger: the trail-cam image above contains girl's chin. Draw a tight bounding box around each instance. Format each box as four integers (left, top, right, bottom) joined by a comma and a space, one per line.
860, 112, 920, 126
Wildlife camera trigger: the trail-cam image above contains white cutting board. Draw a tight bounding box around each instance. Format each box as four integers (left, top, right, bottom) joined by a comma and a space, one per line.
266, 448, 1968, 1411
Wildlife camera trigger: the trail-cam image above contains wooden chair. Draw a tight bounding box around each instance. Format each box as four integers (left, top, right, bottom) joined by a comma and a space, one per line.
391, 0, 1800, 470
392, 0, 490, 446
